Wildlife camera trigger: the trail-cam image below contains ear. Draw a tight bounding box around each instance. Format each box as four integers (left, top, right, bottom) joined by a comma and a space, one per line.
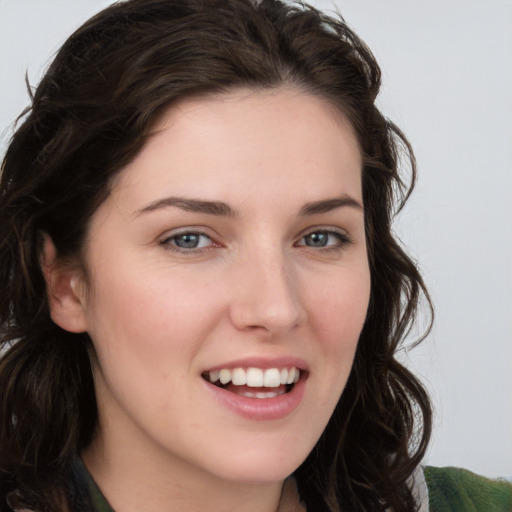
40, 234, 88, 333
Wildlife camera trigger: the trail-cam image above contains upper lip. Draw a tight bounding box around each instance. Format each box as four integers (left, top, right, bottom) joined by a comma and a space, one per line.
202, 356, 309, 373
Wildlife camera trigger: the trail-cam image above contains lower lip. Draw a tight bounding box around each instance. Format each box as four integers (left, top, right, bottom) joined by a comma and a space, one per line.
203, 375, 307, 421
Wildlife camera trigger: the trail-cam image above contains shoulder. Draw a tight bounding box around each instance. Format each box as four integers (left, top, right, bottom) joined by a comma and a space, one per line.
423, 466, 512, 512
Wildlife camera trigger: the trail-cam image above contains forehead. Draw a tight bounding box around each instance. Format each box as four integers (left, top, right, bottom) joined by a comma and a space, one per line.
110, 87, 363, 213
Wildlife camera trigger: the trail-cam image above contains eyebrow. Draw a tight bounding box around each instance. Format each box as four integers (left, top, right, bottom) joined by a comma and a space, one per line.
134, 197, 238, 218
299, 195, 363, 215
134, 194, 363, 219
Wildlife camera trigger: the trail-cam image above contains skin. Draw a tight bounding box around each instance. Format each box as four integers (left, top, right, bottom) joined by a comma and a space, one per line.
45, 88, 371, 512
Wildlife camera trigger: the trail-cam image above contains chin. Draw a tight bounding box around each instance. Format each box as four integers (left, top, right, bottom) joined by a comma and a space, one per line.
203, 443, 310, 484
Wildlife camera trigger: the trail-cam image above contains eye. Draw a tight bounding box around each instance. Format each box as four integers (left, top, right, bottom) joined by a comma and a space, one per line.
296, 229, 351, 249
160, 231, 215, 252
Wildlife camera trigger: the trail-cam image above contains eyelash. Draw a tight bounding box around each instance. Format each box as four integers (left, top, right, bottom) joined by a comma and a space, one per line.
296, 229, 352, 251
159, 228, 352, 254
159, 231, 216, 254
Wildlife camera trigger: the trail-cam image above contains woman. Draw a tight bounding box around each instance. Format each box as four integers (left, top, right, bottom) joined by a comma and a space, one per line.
0, 1, 510, 511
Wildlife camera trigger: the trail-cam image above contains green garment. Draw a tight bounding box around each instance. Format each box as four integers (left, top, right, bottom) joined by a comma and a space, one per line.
424, 466, 512, 512
83, 463, 512, 511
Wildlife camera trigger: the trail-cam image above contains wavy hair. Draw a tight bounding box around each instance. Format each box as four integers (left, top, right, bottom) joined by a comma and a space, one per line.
0, 0, 432, 510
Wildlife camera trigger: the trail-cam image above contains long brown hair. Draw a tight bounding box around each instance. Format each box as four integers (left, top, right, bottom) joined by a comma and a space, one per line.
0, 1, 432, 510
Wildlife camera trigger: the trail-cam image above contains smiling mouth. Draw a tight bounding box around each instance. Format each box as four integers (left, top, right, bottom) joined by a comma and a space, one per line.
202, 367, 301, 399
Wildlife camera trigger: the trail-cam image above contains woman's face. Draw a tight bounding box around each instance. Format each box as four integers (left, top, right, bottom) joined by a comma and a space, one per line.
76, 89, 370, 484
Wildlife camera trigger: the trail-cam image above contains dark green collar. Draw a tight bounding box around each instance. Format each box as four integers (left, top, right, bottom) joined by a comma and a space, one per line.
74, 458, 114, 512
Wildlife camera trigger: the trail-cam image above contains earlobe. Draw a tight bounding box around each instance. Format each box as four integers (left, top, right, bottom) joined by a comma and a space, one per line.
40, 233, 88, 333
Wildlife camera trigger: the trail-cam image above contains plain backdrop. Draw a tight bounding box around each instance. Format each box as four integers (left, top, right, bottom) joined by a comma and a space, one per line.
1, 0, 511, 478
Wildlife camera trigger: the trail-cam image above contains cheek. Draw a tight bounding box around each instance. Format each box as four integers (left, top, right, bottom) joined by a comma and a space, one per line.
309, 265, 370, 389
83, 268, 163, 376
314, 266, 371, 343
83, 273, 200, 429
83, 263, 223, 379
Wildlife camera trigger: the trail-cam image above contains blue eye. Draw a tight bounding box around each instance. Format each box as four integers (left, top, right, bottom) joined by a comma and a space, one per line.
161, 232, 213, 251
298, 230, 351, 249
303, 232, 329, 247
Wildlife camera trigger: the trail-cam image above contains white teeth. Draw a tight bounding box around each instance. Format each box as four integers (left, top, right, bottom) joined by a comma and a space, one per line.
246, 367, 264, 387
219, 369, 232, 385
232, 367, 246, 385
263, 368, 281, 387
240, 389, 287, 398
206, 366, 301, 388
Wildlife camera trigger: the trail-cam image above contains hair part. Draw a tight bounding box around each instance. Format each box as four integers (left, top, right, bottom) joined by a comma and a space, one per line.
0, 1, 432, 510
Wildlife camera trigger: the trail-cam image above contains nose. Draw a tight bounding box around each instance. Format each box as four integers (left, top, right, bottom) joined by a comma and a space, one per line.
229, 247, 306, 337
